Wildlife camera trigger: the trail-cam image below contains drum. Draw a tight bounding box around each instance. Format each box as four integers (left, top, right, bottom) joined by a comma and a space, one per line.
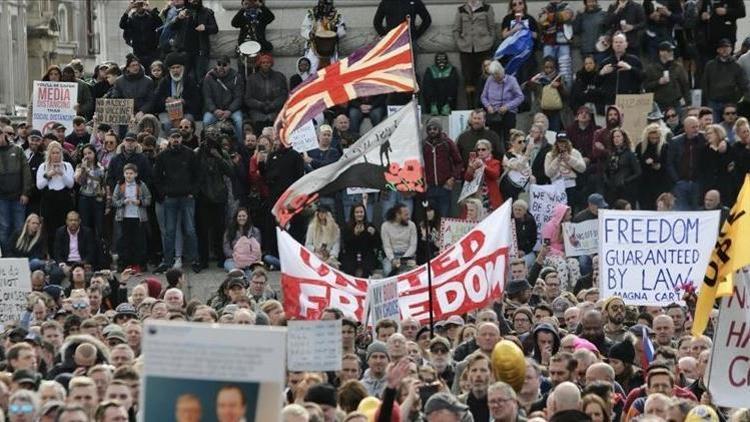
239, 40, 261, 57
313, 30, 338, 58
166, 100, 183, 122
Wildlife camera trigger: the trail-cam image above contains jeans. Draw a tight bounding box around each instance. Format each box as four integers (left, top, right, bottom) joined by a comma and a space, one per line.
0, 199, 25, 251
202, 111, 244, 143
381, 252, 405, 277
543, 44, 572, 88
158, 112, 195, 133
77, 195, 105, 238
673, 180, 701, 211
156, 201, 183, 258
426, 185, 452, 218
349, 106, 386, 135
224, 255, 281, 275
162, 197, 197, 264
708, 100, 726, 123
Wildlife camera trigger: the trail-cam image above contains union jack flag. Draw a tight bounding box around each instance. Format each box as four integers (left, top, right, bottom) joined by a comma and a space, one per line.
274, 21, 417, 146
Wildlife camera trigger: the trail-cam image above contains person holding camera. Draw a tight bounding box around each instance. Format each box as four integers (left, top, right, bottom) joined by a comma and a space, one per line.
119, 0, 163, 74
231, 0, 275, 52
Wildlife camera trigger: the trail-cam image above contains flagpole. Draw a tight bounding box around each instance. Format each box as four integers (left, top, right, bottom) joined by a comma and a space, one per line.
422, 199, 435, 338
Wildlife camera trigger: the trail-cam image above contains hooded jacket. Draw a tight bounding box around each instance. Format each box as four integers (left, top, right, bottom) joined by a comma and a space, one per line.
541, 203, 570, 255
531, 323, 560, 364
565, 115, 600, 159
203, 67, 244, 113
423, 128, 463, 187
111, 66, 155, 113
46, 334, 110, 379
373, 0, 432, 39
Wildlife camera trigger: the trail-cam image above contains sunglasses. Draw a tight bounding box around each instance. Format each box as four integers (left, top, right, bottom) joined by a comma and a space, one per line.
72, 302, 89, 310
665, 113, 677, 118
725, 111, 737, 115
9, 404, 34, 414
476, 147, 488, 151
217, 62, 230, 67
3, 131, 14, 136
179, 126, 191, 129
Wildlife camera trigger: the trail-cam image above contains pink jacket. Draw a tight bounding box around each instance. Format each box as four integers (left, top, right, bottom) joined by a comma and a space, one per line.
541, 203, 570, 255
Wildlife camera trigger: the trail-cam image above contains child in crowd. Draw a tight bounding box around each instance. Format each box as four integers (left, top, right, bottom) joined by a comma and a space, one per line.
112, 163, 151, 273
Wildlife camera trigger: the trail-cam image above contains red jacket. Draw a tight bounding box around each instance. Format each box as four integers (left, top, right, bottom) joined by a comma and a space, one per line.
423, 134, 463, 186
465, 157, 503, 210
248, 155, 269, 199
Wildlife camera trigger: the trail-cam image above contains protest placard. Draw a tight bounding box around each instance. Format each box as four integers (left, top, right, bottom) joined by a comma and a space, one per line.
287, 320, 342, 371
615, 93, 654, 141
141, 321, 285, 422
562, 220, 598, 257
95, 98, 134, 125
706, 268, 750, 408
366, 278, 401, 324
32, 81, 78, 134
458, 167, 484, 203
439, 218, 477, 251
289, 120, 318, 153
280, 201, 511, 323
529, 182, 568, 250
599, 210, 719, 306
0, 258, 31, 324
449, 110, 472, 141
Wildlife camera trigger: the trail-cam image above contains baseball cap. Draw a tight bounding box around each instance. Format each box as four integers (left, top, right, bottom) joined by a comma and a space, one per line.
588, 193, 609, 209
424, 392, 469, 415
29, 129, 43, 139
657, 41, 675, 51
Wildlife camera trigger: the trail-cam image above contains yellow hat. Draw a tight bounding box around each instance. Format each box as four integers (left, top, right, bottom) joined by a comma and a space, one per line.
357, 396, 381, 422
603, 296, 625, 311
684, 405, 719, 422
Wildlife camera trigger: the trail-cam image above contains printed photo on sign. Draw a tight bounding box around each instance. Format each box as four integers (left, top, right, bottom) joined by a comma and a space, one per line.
287, 320, 342, 372
141, 321, 285, 422
562, 220, 598, 257
706, 268, 750, 408
598, 210, 720, 306
32, 81, 78, 135
0, 258, 31, 324
279, 200, 512, 323
529, 182, 568, 250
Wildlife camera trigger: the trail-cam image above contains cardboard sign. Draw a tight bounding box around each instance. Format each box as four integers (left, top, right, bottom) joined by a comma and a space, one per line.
141, 321, 285, 422
289, 120, 319, 153
459, 167, 484, 203
615, 93, 654, 141
0, 259, 31, 324
599, 210, 720, 306
529, 182, 568, 250
95, 98, 134, 125
280, 201, 512, 323
287, 320, 342, 371
562, 220, 599, 257
706, 268, 750, 408
32, 81, 78, 134
439, 218, 477, 251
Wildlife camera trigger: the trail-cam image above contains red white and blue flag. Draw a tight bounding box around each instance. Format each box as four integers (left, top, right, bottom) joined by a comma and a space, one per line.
274, 21, 417, 147
641, 326, 656, 370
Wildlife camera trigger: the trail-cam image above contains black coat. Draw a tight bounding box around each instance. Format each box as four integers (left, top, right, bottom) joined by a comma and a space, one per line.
144, 74, 202, 118
514, 213, 537, 255
119, 9, 163, 58
340, 223, 381, 277
597, 53, 644, 105
7, 229, 47, 260
231, 6, 274, 52
53, 226, 96, 264
531, 141, 553, 185
153, 145, 199, 199
373, 0, 432, 39
261, 147, 305, 201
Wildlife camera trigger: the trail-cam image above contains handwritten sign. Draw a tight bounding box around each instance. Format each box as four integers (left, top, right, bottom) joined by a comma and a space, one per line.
449, 110, 472, 141
599, 210, 719, 306
32, 81, 78, 134
95, 98, 134, 125
141, 321, 285, 421
287, 320, 342, 371
562, 220, 598, 257
439, 218, 477, 251
0, 258, 31, 324
366, 278, 401, 325
529, 182, 568, 250
707, 268, 750, 408
289, 120, 319, 153
459, 167, 484, 203
615, 93, 654, 141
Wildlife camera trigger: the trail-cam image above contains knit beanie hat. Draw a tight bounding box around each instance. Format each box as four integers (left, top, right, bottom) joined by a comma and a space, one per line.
366, 341, 389, 361
304, 384, 337, 408
608, 339, 635, 365
426, 118, 443, 131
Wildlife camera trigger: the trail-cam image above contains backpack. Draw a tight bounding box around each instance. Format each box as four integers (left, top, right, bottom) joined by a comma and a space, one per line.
232, 235, 260, 268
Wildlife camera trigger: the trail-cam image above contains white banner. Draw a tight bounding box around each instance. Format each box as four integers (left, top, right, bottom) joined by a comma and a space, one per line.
0, 258, 31, 325
289, 120, 319, 153
280, 201, 512, 323
529, 182, 568, 250
141, 321, 285, 422
562, 220, 599, 257
32, 81, 78, 135
599, 210, 720, 306
707, 268, 750, 408
287, 320, 342, 371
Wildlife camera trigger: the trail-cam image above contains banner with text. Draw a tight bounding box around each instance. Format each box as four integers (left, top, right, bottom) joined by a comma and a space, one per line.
0, 258, 31, 325
615, 93, 654, 141
707, 268, 750, 408
287, 320, 342, 371
280, 201, 512, 323
32, 81, 78, 135
529, 182, 568, 250
562, 220, 599, 257
599, 210, 720, 306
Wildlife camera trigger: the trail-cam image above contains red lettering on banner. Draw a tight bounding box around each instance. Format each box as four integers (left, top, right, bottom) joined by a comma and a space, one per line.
38, 87, 71, 102
729, 355, 750, 387
460, 231, 485, 262
300, 247, 331, 278
432, 247, 460, 276
399, 266, 426, 288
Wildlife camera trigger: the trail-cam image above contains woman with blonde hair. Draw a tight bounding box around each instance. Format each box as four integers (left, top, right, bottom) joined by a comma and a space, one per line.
465, 138, 504, 210
501, 129, 533, 200
704, 123, 733, 204
305, 205, 341, 267
636, 123, 670, 210
462, 197, 487, 221
36, 141, 74, 246
582, 393, 611, 422
7, 213, 47, 270
544, 134, 586, 209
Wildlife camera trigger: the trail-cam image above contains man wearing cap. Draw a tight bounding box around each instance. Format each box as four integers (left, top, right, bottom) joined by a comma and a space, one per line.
423, 118, 463, 217
144, 52, 202, 132
202, 56, 245, 142
565, 106, 599, 165
428, 336, 456, 388
0, 125, 32, 250
703, 38, 749, 120
244, 53, 288, 130
153, 128, 201, 274
425, 392, 470, 422
573, 193, 606, 222
304, 383, 338, 422
105, 132, 152, 192
111, 54, 155, 119
644, 41, 689, 111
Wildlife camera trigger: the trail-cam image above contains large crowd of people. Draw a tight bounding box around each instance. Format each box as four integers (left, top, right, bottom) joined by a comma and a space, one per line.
1, 0, 750, 420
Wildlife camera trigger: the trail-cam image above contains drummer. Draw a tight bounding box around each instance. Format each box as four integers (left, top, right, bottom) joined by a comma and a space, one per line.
231, 0, 274, 53
300, 0, 347, 72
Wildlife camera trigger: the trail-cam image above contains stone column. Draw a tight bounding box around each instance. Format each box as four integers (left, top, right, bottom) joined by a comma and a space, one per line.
0, 1, 14, 114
